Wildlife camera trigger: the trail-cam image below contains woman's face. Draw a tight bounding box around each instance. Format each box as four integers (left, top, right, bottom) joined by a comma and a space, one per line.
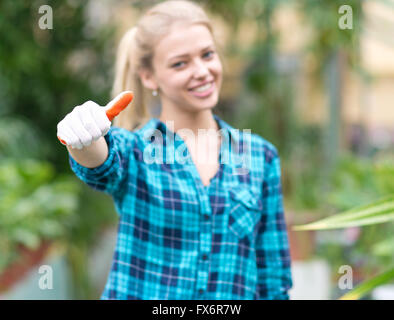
149, 22, 223, 114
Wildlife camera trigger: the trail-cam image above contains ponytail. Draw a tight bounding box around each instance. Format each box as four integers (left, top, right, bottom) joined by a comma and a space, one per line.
112, 27, 150, 131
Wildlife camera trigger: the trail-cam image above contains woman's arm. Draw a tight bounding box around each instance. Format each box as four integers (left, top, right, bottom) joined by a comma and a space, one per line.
58, 92, 135, 196
66, 136, 108, 168
67, 126, 137, 197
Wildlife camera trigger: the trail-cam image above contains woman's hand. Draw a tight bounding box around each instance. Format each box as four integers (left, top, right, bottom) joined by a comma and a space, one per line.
57, 91, 133, 150
57, 101, 111, 150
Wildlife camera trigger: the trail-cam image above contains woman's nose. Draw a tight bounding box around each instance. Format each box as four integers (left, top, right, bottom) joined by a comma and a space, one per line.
193, 60, 209, 78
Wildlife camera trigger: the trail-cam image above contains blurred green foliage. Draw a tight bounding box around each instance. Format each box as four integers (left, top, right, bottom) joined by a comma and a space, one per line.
0, 157, 117, 298
65, 183, 118, 299
328, 152, 394, 211
299, 0, 363, 74
315, 151, 394, 298
296, 191, 394, 300
0, 116, 47, 159
0, 159, 80, 271
0, 0, 118, 298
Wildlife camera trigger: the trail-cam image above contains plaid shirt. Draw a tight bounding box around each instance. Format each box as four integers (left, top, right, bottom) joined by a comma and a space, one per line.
69, 114, 292, 300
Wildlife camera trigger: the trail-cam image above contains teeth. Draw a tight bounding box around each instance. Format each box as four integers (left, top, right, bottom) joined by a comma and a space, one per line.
192, 82, 212, 92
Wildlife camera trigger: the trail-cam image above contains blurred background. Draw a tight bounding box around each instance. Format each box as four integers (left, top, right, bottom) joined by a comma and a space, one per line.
0, 0, 393, 300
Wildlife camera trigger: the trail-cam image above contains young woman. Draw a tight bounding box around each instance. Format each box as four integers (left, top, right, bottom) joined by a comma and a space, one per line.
57, 0, 293, 300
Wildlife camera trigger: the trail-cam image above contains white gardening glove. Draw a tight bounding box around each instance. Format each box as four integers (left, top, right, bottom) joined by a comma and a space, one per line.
57, 91, 134, 149
57, 101, 111, 150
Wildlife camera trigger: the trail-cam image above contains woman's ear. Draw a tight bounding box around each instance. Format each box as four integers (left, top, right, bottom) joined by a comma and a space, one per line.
138, 68, 158, 91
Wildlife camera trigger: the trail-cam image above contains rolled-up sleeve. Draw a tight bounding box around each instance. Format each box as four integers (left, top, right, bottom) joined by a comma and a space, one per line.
68, 127, 136, 196
255, 147, 293, 300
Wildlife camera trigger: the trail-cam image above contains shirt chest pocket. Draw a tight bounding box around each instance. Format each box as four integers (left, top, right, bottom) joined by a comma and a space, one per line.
227, 187, 263, 240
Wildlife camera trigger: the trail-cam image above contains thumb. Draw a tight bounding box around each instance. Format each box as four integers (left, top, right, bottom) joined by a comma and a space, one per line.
104, 91, 134, 121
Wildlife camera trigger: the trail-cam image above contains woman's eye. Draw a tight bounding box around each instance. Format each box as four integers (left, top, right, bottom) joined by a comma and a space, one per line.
172, 61, 185, 68
203, 51, 214, 59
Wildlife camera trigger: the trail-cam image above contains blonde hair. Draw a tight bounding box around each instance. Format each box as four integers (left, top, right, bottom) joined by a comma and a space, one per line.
112, 0, 215, 131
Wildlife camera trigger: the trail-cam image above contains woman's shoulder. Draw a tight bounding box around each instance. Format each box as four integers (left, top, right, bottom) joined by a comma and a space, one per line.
234, 132, 279, 171
248, 132, 279, 162
217, 116, 279, 163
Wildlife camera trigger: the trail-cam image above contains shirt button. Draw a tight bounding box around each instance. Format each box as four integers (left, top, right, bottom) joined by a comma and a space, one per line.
202, 254, 208, 260
204, 214, 209, 221
199, 289, 204, 295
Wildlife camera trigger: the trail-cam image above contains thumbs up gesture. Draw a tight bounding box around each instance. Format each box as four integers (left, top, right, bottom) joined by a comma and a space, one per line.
57, 91, 133, 149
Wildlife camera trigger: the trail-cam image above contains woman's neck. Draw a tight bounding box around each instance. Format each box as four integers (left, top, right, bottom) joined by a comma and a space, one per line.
159, 108, 219, 137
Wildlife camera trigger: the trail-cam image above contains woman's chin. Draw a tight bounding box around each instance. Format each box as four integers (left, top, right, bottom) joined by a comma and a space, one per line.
188, 94, 219, 111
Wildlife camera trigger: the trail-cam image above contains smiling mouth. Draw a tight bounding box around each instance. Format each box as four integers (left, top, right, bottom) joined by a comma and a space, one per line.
189, 81, 214, 92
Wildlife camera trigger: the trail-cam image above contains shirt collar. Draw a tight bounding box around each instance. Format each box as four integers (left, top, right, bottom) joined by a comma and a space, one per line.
137, 114, 249, 175
139, 114, 239, 145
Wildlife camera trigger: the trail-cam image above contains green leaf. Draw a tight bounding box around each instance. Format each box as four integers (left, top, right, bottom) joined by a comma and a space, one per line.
339, 267, 394, 300
371, 237, 394, 257
11, 228, 40, 249
293, 195, 394, 231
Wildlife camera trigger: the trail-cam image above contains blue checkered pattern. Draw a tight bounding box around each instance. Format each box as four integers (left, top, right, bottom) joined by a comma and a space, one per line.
68, 114, 292, 300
